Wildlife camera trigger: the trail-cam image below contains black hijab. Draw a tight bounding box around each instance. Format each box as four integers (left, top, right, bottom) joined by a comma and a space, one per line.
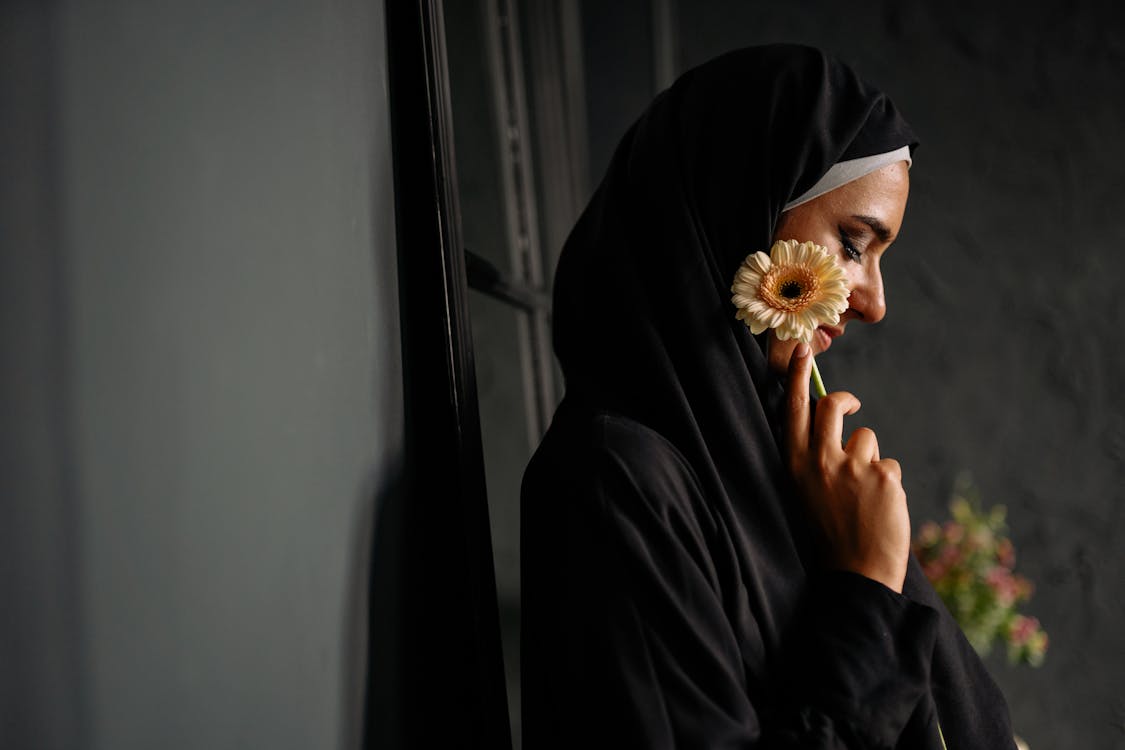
526, 44, 1014, 749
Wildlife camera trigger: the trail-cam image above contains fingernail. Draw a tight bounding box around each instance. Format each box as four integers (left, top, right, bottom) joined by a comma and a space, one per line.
794, 342, 810, 359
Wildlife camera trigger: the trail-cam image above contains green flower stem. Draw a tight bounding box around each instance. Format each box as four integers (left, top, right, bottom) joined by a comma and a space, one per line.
938, 720, 948, 750
810, 355, 827, 399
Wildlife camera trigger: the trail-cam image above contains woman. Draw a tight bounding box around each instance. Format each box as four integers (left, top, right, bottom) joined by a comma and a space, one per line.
521, 45, 1016, 748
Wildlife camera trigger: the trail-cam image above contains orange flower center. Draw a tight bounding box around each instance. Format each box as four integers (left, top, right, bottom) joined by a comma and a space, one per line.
761, 265, 820, 311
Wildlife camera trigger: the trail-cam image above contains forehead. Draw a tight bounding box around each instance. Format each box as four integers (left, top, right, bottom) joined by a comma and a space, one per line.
815, 162, 910, 230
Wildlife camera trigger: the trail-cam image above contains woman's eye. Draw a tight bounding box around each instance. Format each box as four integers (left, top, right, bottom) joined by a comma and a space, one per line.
839, 230, 862, 262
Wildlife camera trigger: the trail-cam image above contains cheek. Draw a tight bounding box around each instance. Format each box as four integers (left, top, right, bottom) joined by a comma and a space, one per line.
842, 264, 865, 296
773, 210, 834, 247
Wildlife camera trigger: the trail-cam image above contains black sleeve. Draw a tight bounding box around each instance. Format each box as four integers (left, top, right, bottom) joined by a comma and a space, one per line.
576, 442, 941, 750
771, 572, 941, 749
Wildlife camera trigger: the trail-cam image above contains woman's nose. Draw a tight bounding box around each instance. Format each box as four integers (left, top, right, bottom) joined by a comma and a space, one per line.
848, 263, 887, 324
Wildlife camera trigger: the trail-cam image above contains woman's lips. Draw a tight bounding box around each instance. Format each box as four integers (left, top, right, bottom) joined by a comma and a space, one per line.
816, 325, 842, 351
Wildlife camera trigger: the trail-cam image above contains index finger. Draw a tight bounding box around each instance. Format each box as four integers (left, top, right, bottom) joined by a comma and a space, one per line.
785, 342, 813, 463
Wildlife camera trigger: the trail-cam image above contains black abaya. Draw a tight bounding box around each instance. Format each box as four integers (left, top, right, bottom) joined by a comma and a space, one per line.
521, 45, 1015, 749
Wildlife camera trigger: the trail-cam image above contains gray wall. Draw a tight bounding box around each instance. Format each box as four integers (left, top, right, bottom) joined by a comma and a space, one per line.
579, 2, 1125, 748
1, 1, 400, 748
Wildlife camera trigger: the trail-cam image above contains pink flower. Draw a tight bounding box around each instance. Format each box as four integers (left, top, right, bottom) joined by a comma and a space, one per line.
942, 521, 965, 545
922, 560, 947, 583
986, 566, 1019, 605
1009, 615, 1040, 646
996, 538, 1016, 568
918, 492, 1049, 667
917, 521, 941, 547
938, 544, 962, 568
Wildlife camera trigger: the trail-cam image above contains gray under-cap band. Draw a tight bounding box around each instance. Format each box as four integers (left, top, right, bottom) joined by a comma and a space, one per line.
784, 145, 913, 211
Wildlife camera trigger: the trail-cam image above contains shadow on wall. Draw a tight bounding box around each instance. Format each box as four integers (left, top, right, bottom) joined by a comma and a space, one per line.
360, 469, 407, 750
339, 464, 393, 750
1, 1, 87, 746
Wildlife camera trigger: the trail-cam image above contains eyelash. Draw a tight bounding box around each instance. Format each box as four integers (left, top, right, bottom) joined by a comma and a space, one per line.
839, 229, 862, 262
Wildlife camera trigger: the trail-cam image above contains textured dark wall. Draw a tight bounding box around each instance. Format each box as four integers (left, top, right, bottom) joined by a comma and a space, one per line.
579, 2, 1125, 748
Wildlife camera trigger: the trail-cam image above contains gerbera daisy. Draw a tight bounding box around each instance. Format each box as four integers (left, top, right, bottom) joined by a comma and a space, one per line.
730, 239, 850, 343
731, 239, 850, 397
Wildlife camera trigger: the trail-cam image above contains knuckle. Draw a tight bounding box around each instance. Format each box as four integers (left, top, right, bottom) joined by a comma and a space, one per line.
876, 459, 902, 482
841, 459, 864, 483
820, 391, 858, 415
847, 427, 877, 451
821, 392, 845, 409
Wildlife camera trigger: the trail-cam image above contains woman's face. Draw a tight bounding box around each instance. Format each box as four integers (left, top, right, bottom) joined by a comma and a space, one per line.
766, 161, 910, 374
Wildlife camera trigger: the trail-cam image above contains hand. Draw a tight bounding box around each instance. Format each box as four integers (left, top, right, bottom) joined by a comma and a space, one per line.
784, 343, 911, 593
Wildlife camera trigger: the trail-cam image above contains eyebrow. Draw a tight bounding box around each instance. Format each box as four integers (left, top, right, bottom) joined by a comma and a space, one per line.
851, 214, 895, 243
